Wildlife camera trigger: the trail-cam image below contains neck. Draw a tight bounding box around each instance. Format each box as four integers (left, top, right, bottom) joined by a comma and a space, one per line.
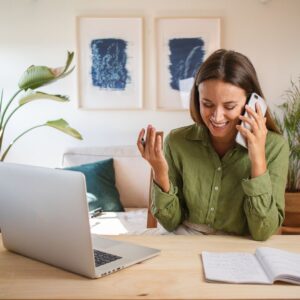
210, 135, 236, 157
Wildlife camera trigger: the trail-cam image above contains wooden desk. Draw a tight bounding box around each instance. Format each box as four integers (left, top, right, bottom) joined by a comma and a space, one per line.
1, 234, 300, 299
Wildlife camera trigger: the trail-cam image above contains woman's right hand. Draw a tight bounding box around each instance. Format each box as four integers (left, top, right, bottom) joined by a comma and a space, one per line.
137, 125, 170, 192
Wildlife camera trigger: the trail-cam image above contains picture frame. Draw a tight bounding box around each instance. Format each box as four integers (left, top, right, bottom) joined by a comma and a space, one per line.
76, 17, 143, 109
155, 17, 221, 110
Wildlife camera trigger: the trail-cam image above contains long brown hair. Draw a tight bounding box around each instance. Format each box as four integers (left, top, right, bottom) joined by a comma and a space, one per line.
190, 49, 280, 133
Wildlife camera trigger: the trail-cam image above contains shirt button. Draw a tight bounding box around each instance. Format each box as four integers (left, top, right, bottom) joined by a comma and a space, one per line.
217, 167, 221, 171
210, 207, 214, 211
215, 186, 219, 191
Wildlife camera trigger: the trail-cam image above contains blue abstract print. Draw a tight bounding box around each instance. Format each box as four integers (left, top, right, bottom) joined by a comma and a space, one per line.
91, 38, 130, 90
168, 38, 205, 91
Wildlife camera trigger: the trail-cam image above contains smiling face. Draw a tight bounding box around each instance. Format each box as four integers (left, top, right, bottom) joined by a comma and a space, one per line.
199, 79, 247, 144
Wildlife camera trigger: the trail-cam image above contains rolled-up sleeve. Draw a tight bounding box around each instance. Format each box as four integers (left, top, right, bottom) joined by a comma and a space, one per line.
243, 140, 289, 241
150, 134, 185, 232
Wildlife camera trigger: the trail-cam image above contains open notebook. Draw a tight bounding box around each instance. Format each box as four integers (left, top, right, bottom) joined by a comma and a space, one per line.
202, 247, 300, 285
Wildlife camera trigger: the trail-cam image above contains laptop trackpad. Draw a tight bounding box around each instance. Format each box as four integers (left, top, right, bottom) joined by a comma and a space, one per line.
92, 235, 120, 249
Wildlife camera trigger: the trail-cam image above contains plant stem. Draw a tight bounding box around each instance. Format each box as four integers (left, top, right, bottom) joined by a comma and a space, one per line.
0, 124, 45, 161
0, 89, 22, 129
0, 104, 23, 152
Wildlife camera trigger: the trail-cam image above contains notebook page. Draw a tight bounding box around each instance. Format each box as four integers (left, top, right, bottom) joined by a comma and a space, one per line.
256, 247, 300, 284
202, 251, 271, 284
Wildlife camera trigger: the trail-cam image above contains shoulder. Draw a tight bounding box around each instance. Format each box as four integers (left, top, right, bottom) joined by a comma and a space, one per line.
266, 131, 288, 148
163, 124, 208, 159
169, 124, 195, 138
165, 124, 199, 145
266, 131, 289, 159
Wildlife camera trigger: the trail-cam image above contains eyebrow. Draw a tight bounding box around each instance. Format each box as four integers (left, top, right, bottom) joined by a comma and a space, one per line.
202, 98, 238, 104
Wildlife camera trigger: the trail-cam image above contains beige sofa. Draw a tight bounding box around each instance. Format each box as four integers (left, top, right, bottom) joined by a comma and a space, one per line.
62, 145, 167, 235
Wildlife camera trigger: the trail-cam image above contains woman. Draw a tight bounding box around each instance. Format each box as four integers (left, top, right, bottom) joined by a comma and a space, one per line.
137, 49, 289, 241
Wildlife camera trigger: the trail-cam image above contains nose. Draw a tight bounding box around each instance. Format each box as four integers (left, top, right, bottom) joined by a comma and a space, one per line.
212, 107, 224, 122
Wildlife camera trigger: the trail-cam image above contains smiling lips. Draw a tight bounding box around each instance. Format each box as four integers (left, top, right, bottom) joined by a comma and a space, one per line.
210, 118, 229, 128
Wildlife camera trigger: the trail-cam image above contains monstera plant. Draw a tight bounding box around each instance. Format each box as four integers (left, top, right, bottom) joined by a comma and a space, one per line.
0, 52, 82, 161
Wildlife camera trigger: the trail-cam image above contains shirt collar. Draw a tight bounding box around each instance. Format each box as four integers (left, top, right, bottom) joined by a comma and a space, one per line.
185, 123, 209, 145
185, 123, 247, 152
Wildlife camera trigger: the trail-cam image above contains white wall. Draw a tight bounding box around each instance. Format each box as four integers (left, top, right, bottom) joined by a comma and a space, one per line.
0, 0, 299, 167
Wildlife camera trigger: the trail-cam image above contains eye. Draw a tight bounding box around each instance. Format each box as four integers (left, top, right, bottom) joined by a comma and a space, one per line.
224, 106, 236, 110
202, 102, 214, 108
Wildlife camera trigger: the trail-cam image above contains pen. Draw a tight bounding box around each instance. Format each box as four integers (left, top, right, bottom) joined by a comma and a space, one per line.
141, 132, 163, 147
90, 208, 103, 218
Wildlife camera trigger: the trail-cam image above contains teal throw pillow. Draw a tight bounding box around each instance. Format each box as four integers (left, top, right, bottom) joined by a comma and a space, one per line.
64, 159, 124, 212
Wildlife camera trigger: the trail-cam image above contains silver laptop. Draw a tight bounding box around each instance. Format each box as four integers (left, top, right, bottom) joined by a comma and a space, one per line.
0, 162, 160, 278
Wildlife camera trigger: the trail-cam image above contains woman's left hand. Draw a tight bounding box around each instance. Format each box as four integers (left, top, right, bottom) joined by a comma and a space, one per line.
236, 103, 268, 178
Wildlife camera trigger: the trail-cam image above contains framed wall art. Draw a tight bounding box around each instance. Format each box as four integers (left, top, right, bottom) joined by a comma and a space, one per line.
76, 17, 143, 109
156, 17, 221, 110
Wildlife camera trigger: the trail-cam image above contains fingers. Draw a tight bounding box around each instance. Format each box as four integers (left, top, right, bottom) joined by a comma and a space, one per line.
246, 104, 260, 127
239, 115, 257, 132
145, 125, 152, 149
236, 123, 253, 139
155, 134, 163, 157
149, 126, 157, 158
255, 102, 263, 118
137, 125, 162, 160
237, 102, 268, 148
254, 103, 267, 129
239, 104, 265, 132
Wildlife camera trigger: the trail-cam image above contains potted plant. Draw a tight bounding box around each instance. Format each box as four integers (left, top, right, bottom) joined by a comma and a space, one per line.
274, 77, 300, 234
0, 52, 82, 161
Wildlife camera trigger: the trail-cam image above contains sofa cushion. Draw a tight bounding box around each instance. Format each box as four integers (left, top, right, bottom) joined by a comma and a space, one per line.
64, 159, 124, 212
62, 146, 151, 208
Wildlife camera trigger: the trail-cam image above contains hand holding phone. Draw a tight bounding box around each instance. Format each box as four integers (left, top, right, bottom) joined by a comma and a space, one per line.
235, 93, 268, 148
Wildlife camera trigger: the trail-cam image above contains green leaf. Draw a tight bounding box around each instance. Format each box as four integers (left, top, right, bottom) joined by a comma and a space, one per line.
62, 51, 74, 73
18, 66, 55, 90
46, 119, 83, 140
18, 52, 74, 90
276, 77, 300, 191
19, 90, 69, 105
52, 66, 75, 82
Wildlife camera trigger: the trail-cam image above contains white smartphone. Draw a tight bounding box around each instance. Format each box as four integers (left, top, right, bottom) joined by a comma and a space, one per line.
235, 92, 268, 148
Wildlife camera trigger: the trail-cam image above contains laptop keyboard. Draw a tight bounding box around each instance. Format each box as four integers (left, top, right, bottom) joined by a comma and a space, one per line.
93, 249, 122, 267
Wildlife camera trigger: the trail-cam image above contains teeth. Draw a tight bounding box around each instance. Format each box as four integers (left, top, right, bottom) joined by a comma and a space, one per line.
213, 123, 227, 127
210, 119, 228, 127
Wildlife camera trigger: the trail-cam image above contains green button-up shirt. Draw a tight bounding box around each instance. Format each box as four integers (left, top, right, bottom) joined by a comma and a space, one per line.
151, 123, 289, 241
